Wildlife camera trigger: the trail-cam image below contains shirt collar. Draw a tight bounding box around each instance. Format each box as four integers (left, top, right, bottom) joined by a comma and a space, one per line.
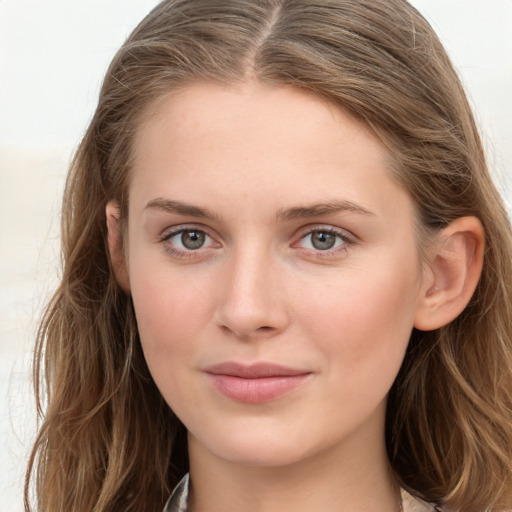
163, 473, 189, 512
163, 473, 441, 512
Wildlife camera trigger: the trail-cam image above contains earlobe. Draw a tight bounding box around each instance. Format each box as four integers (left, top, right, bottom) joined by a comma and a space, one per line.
106, 200, 131, 293
414, 216, 484, 331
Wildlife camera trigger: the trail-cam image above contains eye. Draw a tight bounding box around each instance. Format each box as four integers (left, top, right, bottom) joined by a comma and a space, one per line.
160, 227, 219, 257
297, 228, 353, 252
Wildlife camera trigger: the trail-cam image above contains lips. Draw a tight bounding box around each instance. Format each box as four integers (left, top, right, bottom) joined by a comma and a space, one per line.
204, 362, 311, 403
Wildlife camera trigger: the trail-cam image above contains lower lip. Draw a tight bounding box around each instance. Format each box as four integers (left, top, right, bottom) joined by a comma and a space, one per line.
206, 373, 310, 404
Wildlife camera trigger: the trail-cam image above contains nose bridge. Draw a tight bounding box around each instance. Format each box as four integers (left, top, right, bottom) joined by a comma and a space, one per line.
214, 240, 288, 337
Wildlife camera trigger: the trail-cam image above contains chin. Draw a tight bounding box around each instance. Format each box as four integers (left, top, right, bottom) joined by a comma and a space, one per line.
196, 428, 317, 468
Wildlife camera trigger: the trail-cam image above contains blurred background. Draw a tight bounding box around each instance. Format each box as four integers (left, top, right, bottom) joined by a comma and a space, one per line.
1, 1, 511, 510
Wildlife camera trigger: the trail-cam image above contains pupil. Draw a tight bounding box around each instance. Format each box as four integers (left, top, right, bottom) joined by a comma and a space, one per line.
312, 231, 335, 250
181, 230, 205, 249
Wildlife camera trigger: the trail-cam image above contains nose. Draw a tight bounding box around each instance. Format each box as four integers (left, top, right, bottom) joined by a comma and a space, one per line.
213, 247, 290, 340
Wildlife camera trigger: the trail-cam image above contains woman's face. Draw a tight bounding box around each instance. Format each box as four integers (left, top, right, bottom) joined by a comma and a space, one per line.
123, 82, 426, 468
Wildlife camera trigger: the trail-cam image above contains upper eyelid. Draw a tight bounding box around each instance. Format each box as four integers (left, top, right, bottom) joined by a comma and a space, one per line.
294, 224, 356, 240
159, 223, 215, 240
297, 230, 352, 247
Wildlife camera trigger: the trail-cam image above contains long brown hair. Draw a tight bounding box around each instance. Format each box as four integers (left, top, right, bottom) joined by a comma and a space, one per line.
26, 1, 512, 510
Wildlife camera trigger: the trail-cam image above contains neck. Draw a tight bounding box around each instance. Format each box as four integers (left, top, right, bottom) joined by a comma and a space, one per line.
187, 423, 400, 512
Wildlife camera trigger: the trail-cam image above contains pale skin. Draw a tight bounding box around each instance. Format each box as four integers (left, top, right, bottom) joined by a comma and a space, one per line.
107, 81, 484, 512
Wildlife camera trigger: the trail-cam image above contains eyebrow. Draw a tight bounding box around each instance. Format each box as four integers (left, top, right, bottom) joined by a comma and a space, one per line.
276, 200, 375, 221
144, 198, 375, 222
144, 198, 221, 220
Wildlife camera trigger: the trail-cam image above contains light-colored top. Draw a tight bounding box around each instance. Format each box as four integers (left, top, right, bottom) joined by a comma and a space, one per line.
163, 473, 442, 512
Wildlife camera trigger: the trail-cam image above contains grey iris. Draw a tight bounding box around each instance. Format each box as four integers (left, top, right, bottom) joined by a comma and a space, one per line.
182, 230, 205, 249
311, 231, 336, 250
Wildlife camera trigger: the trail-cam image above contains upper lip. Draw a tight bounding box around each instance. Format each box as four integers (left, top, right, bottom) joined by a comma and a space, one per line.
204, 362, 310, 378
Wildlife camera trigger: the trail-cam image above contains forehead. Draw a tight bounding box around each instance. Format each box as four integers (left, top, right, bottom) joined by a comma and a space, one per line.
134, 81, 385, 156
129, 81, 411, 223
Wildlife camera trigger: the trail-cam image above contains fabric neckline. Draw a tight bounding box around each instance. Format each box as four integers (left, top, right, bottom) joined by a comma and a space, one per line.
163, 473, 442, 512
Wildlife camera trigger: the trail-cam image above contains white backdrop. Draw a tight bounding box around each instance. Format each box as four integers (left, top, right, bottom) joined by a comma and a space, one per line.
1, 1, 511, 511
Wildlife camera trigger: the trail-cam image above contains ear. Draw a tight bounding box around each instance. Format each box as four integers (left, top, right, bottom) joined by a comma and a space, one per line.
414, 216, 484, 331
106, 200, 130, 293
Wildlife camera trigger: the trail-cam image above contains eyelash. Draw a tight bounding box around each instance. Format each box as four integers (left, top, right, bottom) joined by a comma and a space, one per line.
294, 227, 355, 259
159, 225, 356, 261
160, 226, 219, 260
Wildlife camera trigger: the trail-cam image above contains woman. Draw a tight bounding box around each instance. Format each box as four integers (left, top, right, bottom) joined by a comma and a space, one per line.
26, 1, 512, 511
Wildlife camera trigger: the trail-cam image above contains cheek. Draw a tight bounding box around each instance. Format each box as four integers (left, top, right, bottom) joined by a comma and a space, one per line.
129, 271, 210, 411
295, 257, 419, 371
129, 264, 212, 356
